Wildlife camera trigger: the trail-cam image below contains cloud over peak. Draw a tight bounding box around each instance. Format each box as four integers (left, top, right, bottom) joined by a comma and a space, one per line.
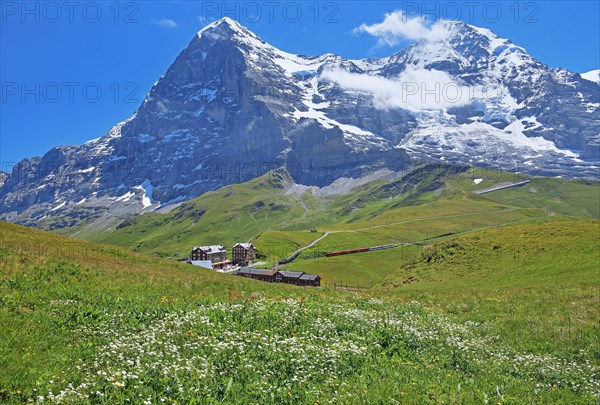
321, 66, 471, 112
155, 18, 179, 29
354, 11, 449, 46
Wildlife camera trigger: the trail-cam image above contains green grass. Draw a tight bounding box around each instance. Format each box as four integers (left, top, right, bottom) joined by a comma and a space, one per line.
284, 220, 600, 288
479, 177, 600, 218
379, 220, 599, 290
70, 165, 599, 290
282, 203, 562, 285
376, 219, 600, 364
1, 220, 599, 403
285, 245, 423, 287
274, 169, 598, 285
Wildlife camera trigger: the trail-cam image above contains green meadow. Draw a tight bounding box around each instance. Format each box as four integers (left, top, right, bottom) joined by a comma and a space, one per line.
1, 218, 598, 403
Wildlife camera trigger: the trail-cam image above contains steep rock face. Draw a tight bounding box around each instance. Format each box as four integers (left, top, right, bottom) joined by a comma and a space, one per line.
0, 17, 598, 230
0, 172, 8, 189
100, 21, 296, 201
285, 120, 409, 186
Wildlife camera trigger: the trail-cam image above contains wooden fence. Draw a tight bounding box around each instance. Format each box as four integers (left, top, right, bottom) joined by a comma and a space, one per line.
326, 280, 373, 290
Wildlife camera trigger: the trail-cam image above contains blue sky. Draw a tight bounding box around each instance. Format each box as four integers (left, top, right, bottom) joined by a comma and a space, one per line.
1, 1, 599, 169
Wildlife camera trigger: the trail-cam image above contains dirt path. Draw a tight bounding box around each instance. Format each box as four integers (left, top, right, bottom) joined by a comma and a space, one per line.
278, 232, 329, 264
292, 194, 309, 218
473, 180, 530, 195
292, 231, 330, 255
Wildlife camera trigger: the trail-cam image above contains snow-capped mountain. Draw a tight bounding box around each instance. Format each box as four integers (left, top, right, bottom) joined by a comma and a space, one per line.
1, 18, 598, 229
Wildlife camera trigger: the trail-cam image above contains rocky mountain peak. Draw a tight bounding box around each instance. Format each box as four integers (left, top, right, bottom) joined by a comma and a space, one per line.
0, 18, 597, 232
197, 16, 248, 36
195, 17, 270, 50
394, 19, 529, 74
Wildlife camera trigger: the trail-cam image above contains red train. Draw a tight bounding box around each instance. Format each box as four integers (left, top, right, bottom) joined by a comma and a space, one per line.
325, 248, 369, 257
325, 244, 397, 257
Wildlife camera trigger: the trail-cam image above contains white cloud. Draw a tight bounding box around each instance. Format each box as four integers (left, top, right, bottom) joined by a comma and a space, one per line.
155, 18, 179, 28
353, 11, 447, 46
197, 16, 213, 25
320, 67, 472, 111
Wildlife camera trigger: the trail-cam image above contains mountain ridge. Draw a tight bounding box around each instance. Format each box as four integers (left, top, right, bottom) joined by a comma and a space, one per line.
1, 17, 598, 231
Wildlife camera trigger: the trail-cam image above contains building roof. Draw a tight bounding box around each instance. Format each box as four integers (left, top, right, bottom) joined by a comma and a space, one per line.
237, 267, 278, 276
299, 274, 319, 281
279, 270, 304, 279
189, 260, 213, 269
234, 242, 255, 250
192, 245, 226, 253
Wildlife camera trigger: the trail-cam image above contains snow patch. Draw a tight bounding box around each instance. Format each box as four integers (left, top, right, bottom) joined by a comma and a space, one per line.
468, 25, 507, 52
402, 120, 582, 162
504, 120, 579, 158
581, 69, 600, 83
77, 167, 95, 174
135, 180, 155, 209
115, 191, 135, 203
290, 76, 392, 151
272, 50, 327, 76
50, 201, 66, 212
191, 88, 217, 101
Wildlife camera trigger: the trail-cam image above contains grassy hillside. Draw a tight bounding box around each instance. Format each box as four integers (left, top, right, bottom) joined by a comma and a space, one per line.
374, 220, 600, 379
280, 219, 600, 288
379, 220, 599, 290
476, 177, 600, 218
0, 221, 282, 403
78, 165, 599, 266
276, 170, 597, 283
61, 164, 598, 297
78, 170, 321, 256
2, 220, 599, 403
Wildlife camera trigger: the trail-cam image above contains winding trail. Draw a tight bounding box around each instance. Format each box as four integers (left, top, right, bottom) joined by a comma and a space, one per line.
278, 232, 329, 264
